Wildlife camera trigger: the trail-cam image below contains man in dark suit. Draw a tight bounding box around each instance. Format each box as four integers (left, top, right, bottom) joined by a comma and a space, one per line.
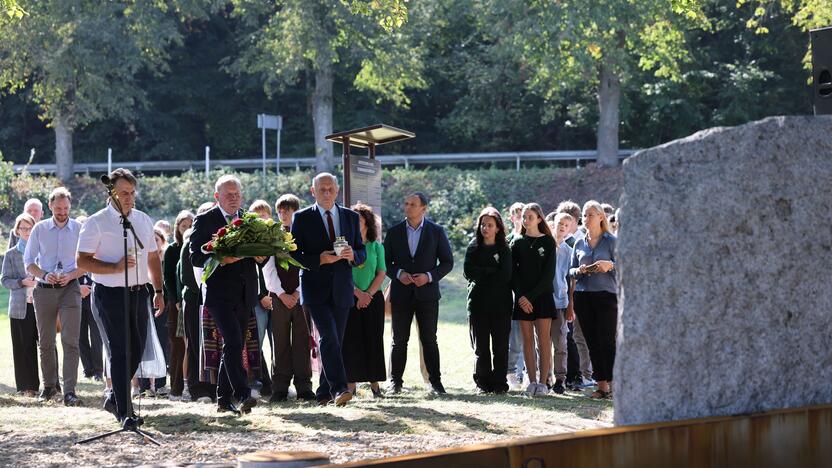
290, 173, 365, 406
384, 192, 454, 394
190, 175, 260, 415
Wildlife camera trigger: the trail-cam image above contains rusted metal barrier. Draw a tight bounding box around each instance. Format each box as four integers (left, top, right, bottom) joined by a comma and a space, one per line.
331, 404, 832, 468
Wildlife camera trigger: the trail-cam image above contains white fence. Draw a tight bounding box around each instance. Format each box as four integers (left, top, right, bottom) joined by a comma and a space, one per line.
12, 149, 636, 174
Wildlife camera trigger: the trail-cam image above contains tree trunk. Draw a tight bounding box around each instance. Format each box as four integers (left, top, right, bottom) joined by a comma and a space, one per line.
312, 63, 334, 174
54, 114, 74, 182
596, 60, 621, 167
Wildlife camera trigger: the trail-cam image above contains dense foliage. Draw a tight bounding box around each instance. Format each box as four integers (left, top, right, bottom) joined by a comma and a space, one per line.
0, 0, 825, 170
0, 153, 621, 253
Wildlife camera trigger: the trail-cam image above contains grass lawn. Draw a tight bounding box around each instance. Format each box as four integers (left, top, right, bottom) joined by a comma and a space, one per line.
0, 269, 613, 466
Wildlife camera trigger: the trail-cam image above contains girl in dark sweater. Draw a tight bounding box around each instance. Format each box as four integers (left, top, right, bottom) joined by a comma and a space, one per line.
510, 203, 557, 396
464, 207, 513, 394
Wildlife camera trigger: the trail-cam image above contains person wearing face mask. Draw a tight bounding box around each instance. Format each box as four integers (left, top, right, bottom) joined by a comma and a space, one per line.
2, 213, 41, 397
463, 207, 513, 394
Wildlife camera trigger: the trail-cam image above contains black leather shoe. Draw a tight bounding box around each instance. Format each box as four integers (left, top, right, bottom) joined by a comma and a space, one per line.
217, 401, 240, 415
429, 382, 447, 395
103, 397, 117, 419
38, 387, 58, 402
269, 391, 288, 403
296, 390, 317, 401
371, 386, 384, 399
386, 382, 403, 394
238, 396, 257, 414
64, 392, 82, 406
553, 379, 566, 395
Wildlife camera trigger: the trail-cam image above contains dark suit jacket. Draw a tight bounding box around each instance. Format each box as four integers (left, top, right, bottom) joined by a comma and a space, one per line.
189, 206, 259, 310
384, 218, 454, 304
290, 204, 366, 308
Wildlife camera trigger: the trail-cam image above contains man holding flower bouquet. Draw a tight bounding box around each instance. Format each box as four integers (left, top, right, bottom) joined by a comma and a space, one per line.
290, 173, 366, 406
189, 175, 264, 415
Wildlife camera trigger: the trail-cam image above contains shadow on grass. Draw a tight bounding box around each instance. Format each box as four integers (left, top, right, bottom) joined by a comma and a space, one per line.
280, 411, 412, 434
145, 412, 253, 434
438, 391, 612, 420
0, 433, 79, 465
377, 404, 507, 434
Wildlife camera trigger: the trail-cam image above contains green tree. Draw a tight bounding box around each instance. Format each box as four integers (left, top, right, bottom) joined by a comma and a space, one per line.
503, 0, 708, 166
0, 1, 213, 181
226, 0, 425, 173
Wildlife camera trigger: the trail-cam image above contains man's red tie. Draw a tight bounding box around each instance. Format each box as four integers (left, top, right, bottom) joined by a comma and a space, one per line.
326, 210, 336, 244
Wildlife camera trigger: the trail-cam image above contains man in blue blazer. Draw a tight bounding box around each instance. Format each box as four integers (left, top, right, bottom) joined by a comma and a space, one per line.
384, 192, 454, 394
190, 175, 261, 415
290, 173, 366, 406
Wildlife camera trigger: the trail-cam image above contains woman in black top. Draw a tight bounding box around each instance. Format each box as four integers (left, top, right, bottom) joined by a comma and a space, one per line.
163, 210, 194, 399
464, 207, 513, 394
510, 203, 557, 396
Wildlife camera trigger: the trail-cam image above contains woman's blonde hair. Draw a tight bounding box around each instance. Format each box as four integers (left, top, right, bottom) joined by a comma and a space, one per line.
13, 213, 36, 236
582, 200, 611, 236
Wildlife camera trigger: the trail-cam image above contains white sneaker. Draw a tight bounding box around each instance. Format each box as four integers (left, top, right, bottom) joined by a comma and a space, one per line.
507, 374, 522, 391
181, 387, 192, 402
525, 382, 538, 395
154, 386, 169, 397
196, 396, 212, 404
536, 383, 549, 396
250, 388, 261, 399
168, 393, 181, 401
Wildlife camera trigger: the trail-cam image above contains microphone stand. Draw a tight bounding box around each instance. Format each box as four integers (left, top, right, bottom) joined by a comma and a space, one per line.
77, 183, 160, 446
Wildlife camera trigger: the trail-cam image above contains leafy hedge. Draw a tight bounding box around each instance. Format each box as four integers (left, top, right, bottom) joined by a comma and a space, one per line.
0, 154, 621, 253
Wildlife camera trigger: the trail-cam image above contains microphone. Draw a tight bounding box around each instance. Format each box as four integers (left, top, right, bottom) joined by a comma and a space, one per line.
100, 174, 113, 187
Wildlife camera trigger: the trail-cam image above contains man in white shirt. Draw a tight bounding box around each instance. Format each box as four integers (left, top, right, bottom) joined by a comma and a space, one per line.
77, 168, 164, 426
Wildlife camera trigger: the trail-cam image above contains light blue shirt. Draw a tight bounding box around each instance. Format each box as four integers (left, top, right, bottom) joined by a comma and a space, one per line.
552, 240, 572, 309
23, 217, 82, 277
569, 231, 617, 294
406, 217, 426, 257
315, 202, 341, 239
397, 217, 432, 282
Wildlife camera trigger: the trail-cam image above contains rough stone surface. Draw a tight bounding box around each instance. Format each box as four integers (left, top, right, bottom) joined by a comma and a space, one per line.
614, 116, 832, 425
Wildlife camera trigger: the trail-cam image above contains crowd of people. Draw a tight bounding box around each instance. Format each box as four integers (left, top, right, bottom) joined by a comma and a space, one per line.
1, 167, 619, 425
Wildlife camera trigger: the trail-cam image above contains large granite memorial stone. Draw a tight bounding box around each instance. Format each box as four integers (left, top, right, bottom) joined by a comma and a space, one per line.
615, 116, 832, 425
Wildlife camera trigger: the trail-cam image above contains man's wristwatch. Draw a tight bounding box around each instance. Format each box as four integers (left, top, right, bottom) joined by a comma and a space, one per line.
154, 289, 163, 294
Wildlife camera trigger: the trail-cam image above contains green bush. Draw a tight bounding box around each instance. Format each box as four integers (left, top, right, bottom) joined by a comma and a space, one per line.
1, 164, 621, 254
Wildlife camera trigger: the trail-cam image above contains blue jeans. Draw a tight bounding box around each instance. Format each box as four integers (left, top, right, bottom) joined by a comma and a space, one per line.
507, 320, 525, 377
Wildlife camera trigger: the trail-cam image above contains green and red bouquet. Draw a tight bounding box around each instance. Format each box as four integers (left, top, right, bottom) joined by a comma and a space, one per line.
201, 212, 302, 282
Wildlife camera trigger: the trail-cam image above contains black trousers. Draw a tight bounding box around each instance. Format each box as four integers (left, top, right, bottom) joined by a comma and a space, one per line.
468, 306, 511, 392
182, 295, 213, 400
573, 291, 617, 382
79, 296, 103, 377
342, 291, 386, 383
566, 322, 581, 382
94, 284, 149, 420
205, 301, 251, 405
390, 298, 441, 385
10, 303, 40, 392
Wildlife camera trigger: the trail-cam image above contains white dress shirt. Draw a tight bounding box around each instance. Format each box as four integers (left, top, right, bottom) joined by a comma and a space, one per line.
76, 204, 158, 287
